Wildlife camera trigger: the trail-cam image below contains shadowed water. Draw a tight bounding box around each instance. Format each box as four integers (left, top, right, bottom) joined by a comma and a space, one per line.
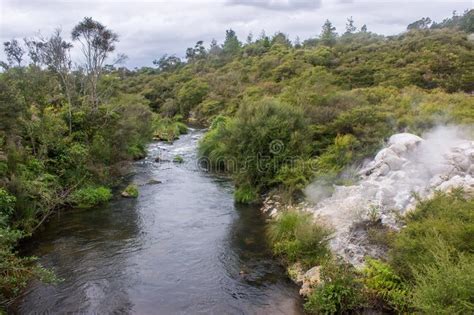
16, 129, 303, 314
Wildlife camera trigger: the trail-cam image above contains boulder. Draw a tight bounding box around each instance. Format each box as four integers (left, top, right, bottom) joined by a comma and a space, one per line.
388, 133, 423, 149
299, 266, 322, 297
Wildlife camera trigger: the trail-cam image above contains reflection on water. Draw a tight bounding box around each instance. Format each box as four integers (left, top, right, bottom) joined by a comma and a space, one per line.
16, 129, 303, 314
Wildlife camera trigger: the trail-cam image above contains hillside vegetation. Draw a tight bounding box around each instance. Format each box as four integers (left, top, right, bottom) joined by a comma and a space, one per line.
117, 10, 474, 201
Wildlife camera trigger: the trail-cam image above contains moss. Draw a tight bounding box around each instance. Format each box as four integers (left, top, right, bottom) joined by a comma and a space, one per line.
121, 184, 139, 198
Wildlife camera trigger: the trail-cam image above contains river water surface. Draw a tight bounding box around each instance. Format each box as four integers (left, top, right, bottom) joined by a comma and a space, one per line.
16, 129, 303, 314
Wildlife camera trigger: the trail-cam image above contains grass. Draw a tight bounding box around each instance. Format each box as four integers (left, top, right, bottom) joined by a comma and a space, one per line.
267, 210, 331, 268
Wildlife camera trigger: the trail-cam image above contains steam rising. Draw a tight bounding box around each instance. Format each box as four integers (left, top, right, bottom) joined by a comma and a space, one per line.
305, 125, 474, 265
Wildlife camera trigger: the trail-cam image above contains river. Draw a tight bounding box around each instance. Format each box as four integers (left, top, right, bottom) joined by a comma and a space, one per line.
16, 129, 303, 314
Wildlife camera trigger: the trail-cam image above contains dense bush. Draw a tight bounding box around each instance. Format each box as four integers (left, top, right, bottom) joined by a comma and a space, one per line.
390, 189, 474, 279
304, 260, 365, 314
267, 211, 331, 267
411, 241, 474, 314
153, 115, 188, 142
362, 258, 410, 312
198, 99, 313, 200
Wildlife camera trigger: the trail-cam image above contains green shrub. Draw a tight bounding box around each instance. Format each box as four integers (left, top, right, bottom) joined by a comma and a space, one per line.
153, 115, 188, 142
69, 186, 112, 208
0, 188, 16, 222
127, 143, 146, 160
305, 260, 365, 314
267, 211, 331, 267
234, 184, 258, 204
198, 115, 232, 171
411, 241, 474, 314
390, 190, 474, 279
362, 258, 410, 312
121, 184, 139, 198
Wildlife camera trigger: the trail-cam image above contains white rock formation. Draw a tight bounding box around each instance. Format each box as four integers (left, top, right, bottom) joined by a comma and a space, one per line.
305, 126, 474, 266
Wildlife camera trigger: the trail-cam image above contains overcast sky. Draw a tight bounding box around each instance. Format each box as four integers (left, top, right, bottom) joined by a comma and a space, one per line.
0, 0, 471, 68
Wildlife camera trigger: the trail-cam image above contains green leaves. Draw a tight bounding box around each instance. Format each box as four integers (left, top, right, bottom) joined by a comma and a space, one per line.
69, 186, 112, 209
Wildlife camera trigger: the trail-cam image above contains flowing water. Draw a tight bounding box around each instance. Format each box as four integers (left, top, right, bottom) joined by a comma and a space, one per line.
15, 129, 303, 314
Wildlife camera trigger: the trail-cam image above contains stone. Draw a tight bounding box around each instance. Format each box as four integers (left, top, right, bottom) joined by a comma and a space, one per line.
287, 263, 305, 284
298, 266, 322, 297
303, 266, 321, 286
388, 133, 423, 149
146, 179, 162, 185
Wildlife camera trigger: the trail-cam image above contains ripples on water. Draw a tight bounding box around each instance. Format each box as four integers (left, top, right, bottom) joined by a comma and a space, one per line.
16, 129, 303, 314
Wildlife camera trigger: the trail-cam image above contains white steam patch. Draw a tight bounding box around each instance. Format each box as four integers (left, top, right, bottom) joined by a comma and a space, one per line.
304, 125, 474, 265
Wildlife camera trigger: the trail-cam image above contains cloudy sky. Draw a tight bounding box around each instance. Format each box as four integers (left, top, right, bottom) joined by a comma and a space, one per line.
0, 0, 471, 68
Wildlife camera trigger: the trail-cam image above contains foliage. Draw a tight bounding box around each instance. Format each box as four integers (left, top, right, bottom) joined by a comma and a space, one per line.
234, 184, 258, 204
390, 189, 474, 279
267, 211, 331, 267
69, 186, 112, 208
362, 258, 410, 312
153, 115, 188, 142
304, 260, 364, 314
411, 240, 474, 314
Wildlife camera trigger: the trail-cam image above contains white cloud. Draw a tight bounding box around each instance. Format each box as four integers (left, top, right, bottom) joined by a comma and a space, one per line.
0, 0, 471, 68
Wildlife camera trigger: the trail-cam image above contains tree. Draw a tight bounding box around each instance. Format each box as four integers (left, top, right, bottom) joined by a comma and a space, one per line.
185, 40, 206, 61
24, 37, 44, 66
294, 36, 302, 49
407, 17, 432, 30
320, 20, 337, 46
40, 29, 75, 133
345, 16, 356, 35
246, 32, 253, 44
71, 17, 119, 107
222, 29, 241, 56
361, 24, 368, 32
208, 39, 222, 56
3, 39, 24, 66
153, 54, 182, 72
271, 32, 292, 47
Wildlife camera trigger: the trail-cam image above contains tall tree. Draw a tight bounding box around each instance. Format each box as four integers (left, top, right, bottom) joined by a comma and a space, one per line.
222, 29, 241, 56
208, 39, 222, 56
40, 29, 75, 133
71, 17, 118, 107
153, 54, 182, 72
320, 20, 337, 46
345, 16, 357, 34
271, 32, 292, 47
407, 17, 432, 30
24, 37, 43, 66
246, 32, 253, 44
186, 40, 206, 61
3, 39, 24, 66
